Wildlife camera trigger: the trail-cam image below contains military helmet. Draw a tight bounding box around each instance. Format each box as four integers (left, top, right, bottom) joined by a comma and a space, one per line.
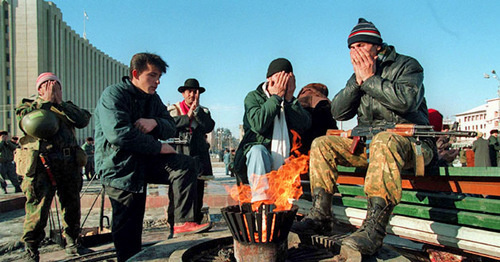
20, 109, 60, 139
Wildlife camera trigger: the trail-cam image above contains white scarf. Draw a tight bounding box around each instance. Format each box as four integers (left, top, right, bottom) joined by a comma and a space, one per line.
263, 83, 290, 170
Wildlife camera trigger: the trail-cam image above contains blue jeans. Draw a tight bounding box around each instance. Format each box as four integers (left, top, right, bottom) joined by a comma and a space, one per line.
245, 145, 273, 202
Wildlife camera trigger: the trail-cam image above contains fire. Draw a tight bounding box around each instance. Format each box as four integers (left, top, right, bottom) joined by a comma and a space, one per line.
226, 130, 308, 211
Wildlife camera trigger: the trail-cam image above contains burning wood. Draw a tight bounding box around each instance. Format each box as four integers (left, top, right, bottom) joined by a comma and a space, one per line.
226, 130, 308, 212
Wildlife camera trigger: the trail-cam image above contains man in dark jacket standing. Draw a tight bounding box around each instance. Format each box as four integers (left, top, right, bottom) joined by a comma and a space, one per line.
233, 58, 311, 202
292, 18, 435, 257
167, 78, 215, 225
0, 130, 22, 193
94, 53, 209, 262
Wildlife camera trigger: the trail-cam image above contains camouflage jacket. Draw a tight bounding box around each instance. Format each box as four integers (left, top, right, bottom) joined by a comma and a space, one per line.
15, 97, 91, 153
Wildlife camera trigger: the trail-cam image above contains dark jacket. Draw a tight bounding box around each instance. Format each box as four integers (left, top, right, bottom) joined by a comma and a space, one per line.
489, 135, 500, 166
473, 137, 491, 167
331, 44, 436, 167
0, 140, 18, 162
168, 102, 215, 175
95, 77, 176, 193
234, 83, 311, 183
332, 45, 429, 127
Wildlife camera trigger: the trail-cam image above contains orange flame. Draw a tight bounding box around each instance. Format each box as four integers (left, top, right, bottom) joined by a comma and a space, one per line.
227, 130, 309, 212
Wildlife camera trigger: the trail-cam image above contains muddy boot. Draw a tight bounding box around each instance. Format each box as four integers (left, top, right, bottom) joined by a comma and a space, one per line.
341, 197, 394, 255
23, 243, 39, 262
291, 188, 337, 236
65, 237, 92, 256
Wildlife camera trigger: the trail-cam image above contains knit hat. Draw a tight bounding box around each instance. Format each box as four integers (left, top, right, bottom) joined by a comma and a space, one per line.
36, 72, 61, 90
428, 108, 443, 132
266, 58, 293, 78
347, 18, 383, 48
178, 78, 206, 93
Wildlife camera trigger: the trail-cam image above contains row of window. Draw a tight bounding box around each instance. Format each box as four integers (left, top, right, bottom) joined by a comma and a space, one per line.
461, 113, 487, 122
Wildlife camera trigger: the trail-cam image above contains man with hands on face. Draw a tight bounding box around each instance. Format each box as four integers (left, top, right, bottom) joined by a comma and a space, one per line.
233, 58, 311, 202
292, 18, 435, 258
94, 53, 210, 262
16, 72, 91, 261
167, 78, 215, 226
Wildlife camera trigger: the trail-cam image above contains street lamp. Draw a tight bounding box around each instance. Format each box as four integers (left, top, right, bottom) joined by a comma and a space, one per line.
484, 70, 500, 128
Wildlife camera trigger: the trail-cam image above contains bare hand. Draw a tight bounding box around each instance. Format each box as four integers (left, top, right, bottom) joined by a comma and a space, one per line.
266, 71, 288, 97
38, 80, 63, 104
187, 90, 200, 119
284, 73, 296, 102
134, 118, 158, 134
160, 143, 177, 154
350, 48, 377, 85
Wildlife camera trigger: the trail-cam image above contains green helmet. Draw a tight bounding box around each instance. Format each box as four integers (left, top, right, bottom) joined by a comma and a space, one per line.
20, 109, 60, 139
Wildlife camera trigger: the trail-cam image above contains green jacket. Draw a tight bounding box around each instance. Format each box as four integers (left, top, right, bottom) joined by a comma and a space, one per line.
234, 83, 311, 183
332, 45, 430, 127
95, 77, 177, 193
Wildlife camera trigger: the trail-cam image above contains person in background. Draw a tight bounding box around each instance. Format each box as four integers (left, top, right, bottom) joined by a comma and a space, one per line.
296, 83, 338, 155
81, 137, 95, 180
472, 132, 491, 167
223, 148, 231, 176
94, 53, 209, 262
167, 78, 215, 226
16, 72, 91, 261
488, 129, 500, 167
0, 131, 22, 193
233, 58, 311, 202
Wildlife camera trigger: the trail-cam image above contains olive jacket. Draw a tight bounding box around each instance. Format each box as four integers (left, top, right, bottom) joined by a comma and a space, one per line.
234, 83, 311, 183
95, 77, 177, 193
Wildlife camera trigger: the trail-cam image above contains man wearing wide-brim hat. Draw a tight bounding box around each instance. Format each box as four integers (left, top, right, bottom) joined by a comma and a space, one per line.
167, 78, 215, 231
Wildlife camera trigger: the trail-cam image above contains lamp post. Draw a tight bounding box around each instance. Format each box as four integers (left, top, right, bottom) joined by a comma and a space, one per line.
484, 70, 500, 128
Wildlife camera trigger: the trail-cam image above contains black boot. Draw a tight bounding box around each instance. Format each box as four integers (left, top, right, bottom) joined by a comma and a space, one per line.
24, 243, 39, 262
291, 188, 337, 235
341, 197, 394, 255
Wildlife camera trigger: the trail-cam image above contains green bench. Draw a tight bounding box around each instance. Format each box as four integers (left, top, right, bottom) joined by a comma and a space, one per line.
297, 166, 500, 260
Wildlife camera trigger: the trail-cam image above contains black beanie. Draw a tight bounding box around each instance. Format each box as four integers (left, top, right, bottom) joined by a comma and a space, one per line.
347, 18, 382, 48
266, 58, 293, 78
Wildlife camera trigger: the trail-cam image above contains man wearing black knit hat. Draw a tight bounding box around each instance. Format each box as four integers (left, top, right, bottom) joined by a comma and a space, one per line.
292, 18, 436, 258
233, 58, 311, 202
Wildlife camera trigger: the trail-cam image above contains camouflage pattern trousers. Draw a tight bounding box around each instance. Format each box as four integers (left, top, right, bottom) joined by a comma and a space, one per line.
309, 132, 434, 204
21, 157, 82, 247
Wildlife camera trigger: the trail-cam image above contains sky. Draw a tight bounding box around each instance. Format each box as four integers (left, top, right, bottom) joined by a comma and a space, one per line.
49, 0, 500, 138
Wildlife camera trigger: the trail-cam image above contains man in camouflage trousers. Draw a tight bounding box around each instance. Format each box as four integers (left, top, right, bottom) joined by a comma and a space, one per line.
292, 18, 435, 257
16, 72, 91, 262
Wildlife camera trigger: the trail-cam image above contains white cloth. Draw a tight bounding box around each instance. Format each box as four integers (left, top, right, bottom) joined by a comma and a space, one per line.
263, 83, 290, 170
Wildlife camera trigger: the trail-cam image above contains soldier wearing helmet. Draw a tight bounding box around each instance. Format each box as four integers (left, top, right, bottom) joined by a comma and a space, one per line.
15, 72, 91, 261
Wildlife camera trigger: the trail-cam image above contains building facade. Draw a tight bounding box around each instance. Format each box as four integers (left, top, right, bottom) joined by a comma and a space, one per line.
1, 0, 128, 143
455, 98, 500, 145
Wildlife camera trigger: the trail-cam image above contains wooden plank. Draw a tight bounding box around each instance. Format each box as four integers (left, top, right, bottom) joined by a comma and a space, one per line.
335, 173, 500, 196
337, 166, 500, 177
332, 206, 500, 259
336, 185, 500, 215
332, 197, 500, 230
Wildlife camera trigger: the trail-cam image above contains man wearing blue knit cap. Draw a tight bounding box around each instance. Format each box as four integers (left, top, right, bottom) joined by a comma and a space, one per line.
292, 18, 436, 258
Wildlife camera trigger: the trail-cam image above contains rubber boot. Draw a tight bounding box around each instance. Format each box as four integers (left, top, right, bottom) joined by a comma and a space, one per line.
341, 197, 394, 255
291, 187, 337, 236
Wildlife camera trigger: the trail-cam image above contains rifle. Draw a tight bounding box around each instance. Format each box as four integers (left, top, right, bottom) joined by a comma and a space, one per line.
327, 123, 477, 154
327, 123, 477, 176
